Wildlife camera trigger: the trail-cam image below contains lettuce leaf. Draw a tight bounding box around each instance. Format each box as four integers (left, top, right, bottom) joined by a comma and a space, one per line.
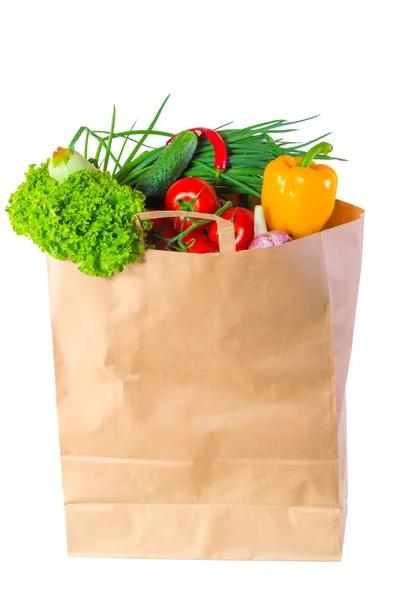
6, 162, 149, 277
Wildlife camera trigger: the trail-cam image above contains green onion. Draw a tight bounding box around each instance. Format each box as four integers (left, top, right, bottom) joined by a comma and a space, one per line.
68, 100, 344, 199
103, 104, 116, 173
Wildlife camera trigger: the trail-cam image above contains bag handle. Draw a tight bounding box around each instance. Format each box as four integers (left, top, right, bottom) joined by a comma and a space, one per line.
135, 210, 236, 254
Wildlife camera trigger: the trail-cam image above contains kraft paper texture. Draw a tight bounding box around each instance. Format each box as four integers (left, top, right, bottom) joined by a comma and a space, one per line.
47, 200, 364, 561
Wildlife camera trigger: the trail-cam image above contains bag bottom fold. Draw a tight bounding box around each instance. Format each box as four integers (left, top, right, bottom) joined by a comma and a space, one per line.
65, 502, 343, 561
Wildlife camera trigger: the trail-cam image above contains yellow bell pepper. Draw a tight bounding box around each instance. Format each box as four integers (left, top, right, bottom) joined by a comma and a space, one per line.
261, 142, 338, 239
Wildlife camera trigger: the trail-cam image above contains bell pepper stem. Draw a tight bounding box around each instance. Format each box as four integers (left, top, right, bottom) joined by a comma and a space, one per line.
300, 142, 333, 168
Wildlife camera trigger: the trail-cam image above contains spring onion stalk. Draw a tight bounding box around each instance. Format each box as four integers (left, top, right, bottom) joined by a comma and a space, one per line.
68, 100, 341, 199
254, 205, 269, 236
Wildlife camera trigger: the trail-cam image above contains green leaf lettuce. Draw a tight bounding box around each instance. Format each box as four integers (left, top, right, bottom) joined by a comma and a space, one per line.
6, 162, 149, 277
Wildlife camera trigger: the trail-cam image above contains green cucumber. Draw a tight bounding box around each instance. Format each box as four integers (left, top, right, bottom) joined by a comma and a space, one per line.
135, 130, 198, 199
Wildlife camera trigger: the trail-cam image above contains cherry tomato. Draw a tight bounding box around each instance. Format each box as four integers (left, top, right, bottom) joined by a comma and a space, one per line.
164, 177, 220, 231
182, 230, 219, 254
208, 207, 254, 251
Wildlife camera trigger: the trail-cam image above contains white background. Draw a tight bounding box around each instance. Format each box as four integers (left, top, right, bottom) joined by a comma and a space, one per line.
0, 1, 399, 598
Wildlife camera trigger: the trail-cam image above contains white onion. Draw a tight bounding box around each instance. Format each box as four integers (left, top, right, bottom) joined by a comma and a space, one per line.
49, 147, 96, 183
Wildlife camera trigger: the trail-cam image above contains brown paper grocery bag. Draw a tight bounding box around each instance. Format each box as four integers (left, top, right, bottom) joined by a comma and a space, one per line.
47, 200, 364, 561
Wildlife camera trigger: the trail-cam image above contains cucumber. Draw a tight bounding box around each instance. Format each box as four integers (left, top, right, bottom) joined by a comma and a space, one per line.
135, 130, 198, 199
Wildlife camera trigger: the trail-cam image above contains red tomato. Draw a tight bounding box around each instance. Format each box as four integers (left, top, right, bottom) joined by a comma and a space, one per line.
146, 217, 177, 250
182, 230, 219, 254
150, 216, 170, 232
154, 222, 177, 250
164, 177, 220, 231
151, 217, 172, 233
146, 212, 170, 243
208, 207, 254, 251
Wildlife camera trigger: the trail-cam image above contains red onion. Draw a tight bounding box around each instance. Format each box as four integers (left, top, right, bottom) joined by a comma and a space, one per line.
249, 230, 291, 249
249, 206, 291, 249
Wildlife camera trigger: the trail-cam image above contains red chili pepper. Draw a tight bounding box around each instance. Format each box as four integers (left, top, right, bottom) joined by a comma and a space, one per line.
166, 127, 228, 173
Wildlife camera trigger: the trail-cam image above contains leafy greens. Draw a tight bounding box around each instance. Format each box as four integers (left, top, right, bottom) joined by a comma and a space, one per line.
6, 162, 148, 277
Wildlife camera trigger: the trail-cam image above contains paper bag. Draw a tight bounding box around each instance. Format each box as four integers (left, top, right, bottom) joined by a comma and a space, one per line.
47, 200, 364, 561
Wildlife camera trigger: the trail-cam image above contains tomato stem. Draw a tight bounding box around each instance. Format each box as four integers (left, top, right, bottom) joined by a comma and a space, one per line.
177, 188, 203, 212
158, 201, 233, 247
